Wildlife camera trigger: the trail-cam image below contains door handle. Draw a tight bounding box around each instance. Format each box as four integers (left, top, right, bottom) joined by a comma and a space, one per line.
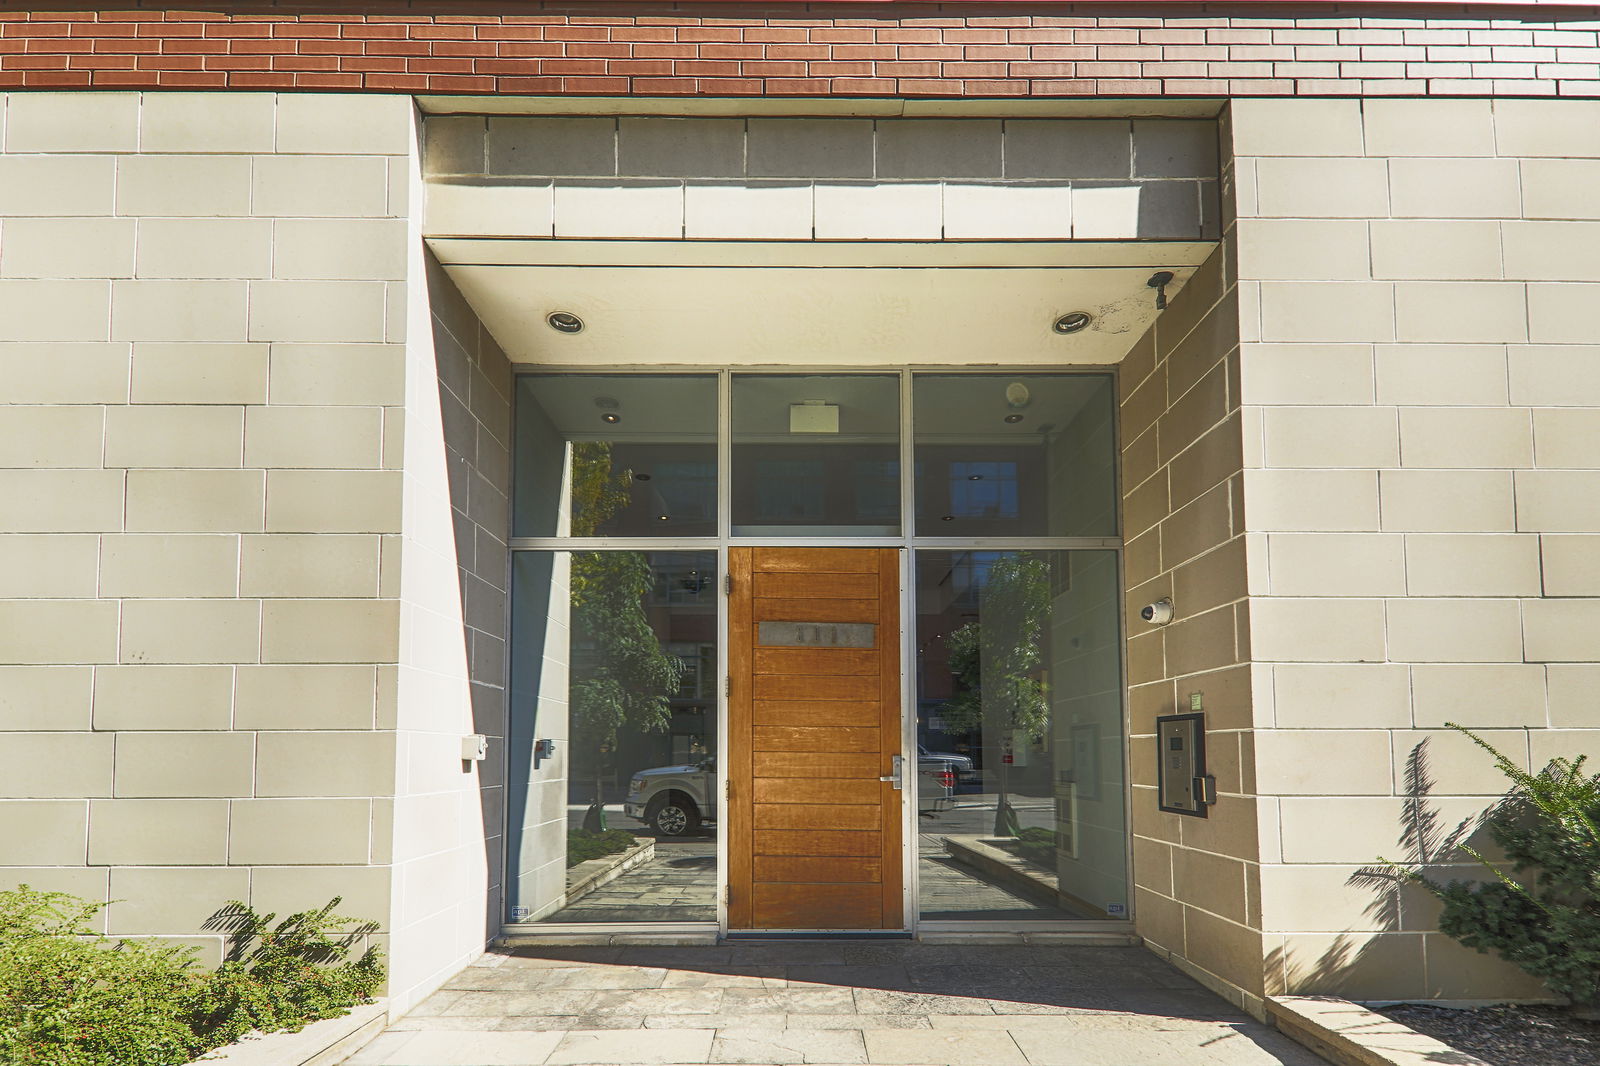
878, 754, 903, 790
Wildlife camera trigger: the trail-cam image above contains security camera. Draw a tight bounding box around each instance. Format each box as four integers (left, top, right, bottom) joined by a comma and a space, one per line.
1140, 598, 1174, 625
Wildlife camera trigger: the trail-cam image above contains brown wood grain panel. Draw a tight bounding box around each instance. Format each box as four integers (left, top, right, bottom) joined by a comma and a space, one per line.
752, 597, 877, 623
753, 725, 878, 753
754, 856, 882, 883
753, 778, 881, 805
753, 572, 878, 600
752, 673, 879, 702
753, 829, 883, 857
875, 548, 904, 930
752, 883, 882, 929
751, 548, 880, 573
754, 803, 882, 830
753, 647, 878, 676
727, 546, 754, 929
753, 751, 879, 779
753, 700, 879, 728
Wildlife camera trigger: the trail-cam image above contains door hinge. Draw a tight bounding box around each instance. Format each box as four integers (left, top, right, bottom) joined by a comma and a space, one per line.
723, 574, 732, 596
722, 884, 730, 905
724, 777, 731, 800
724, 674, 731, 697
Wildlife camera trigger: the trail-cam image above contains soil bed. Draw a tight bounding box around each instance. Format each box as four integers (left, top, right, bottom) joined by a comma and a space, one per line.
1375, 1003, 1600, 1066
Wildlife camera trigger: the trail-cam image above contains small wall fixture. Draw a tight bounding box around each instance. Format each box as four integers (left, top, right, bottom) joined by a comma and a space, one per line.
1147, 272, 1175, 311
601, 412, 621, 424
547, 311, 584, 334
1052, 312, 1092, 335
1004, 413, 1024, 424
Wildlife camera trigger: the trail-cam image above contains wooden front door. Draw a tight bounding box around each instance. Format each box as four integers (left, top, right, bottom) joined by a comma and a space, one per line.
727, 547, 903, 930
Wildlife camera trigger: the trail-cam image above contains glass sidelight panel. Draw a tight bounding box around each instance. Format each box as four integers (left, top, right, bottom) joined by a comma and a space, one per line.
506, 549, 719, 924
915, 549, 1128, 921
514, 374, 718, 538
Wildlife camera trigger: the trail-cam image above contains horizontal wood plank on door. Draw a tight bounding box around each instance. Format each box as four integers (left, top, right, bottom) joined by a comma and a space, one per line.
754, 855, 882, 884
753, 829, 883, 857
753, 778, 881, 805
754, 724, 878, 753
753, 883, 882, 929
753, 751, 880, 778
751, 548, 880, 573
753, 572, 878, 600
754, 803, 882, 830
753, 597, 877, 623
753, 647, 878, 675
753, 700, 880, 727
753, 674, 879, 701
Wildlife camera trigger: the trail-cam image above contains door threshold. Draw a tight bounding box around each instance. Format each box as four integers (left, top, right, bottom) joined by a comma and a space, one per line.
723, 931, 914, 940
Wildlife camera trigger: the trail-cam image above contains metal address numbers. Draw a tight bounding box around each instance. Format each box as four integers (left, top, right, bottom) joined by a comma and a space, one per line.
758, 621, 876, 648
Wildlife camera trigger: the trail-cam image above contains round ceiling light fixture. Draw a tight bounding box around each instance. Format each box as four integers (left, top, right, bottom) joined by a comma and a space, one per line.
601, 412, 621, 424
1004, 413, 1025, 424
1053, 311, 1093, 335
547, 311, 584, 334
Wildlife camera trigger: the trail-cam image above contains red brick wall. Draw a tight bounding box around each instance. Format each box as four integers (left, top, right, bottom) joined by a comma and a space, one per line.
3, 3, 1599, 97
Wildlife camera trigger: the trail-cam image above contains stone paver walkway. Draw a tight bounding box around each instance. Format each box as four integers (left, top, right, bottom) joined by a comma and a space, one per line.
351, 943, 1327, 1066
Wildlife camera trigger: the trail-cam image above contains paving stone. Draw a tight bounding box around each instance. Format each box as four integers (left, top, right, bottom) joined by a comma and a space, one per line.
546, 1027, 716, 1065
644, 1013, 788, 1030
853, 989, 998, 1016
442, 990, 598, 1016
721, 987, 859, 1014
349, 1029, 563, 1065
711, 1026, 867, 1064
538, 965, 670, 990
783, 1014, 930, 1030
661, 966, 786, 989
586, 988, 725, 1016
862, 1028, 1027, 1065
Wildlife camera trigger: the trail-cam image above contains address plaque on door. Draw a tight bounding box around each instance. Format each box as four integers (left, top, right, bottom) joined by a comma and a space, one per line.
757, 621, 877, 648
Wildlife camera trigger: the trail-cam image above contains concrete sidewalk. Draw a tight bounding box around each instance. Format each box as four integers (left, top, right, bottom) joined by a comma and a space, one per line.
349, 942, 1327, 1066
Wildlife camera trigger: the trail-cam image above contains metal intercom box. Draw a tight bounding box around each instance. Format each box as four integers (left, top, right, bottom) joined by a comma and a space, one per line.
1156, 712, 1216, 817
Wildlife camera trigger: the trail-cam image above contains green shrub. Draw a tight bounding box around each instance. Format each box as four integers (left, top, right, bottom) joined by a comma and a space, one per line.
1007, 827, 1058, 869
1392, 725, 1600, 1007
0, 886, 383, 1066
566, 828, 639, 868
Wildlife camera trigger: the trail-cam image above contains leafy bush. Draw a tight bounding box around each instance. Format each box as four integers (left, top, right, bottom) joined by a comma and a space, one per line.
0, 887, 383, 1066
1393, 725, 1600, 1007
1001, 827, 1058, 869
567, 828, 639, 868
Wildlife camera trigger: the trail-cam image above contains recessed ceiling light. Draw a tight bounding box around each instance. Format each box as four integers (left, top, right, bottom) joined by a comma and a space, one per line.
547, 311, 584, 334
967, 474, 984, 481
941, 515, 955, 522
634, 472, 651, 481
594, 395, 619, 410
1004, 413, 1024, 424
657, 514, 670, 522
1053, 312, 1092, 335
601, 412, 621, 424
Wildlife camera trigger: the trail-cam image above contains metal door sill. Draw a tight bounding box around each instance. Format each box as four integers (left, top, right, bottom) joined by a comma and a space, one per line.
723, 930, 914, 940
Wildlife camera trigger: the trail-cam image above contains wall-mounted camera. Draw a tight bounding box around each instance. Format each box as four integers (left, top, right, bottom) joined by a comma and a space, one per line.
1140, 598, 1174, 625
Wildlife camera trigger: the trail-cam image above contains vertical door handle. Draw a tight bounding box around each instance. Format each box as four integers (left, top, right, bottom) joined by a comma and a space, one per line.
878, 754, 903, 790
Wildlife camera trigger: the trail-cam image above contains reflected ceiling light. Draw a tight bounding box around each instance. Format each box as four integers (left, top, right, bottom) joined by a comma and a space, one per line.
968, 474, 983, 481
941, 515, 956, 522
601, 412, 621, 424
593, 395, 619, 410
547, 311, 584, 334
657, 514, 670, 522
1053, 312, 1092, 335
1004, 413, 1024, 424
1147, 271, 1174, 311
1005, 382, 1031, 408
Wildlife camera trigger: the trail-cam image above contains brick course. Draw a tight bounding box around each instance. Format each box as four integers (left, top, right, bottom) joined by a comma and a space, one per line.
2, 3, 1599, 96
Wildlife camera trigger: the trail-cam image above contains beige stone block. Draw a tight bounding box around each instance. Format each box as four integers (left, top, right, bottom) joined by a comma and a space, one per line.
104, 405, 243, 468
1238, 344, 1373, 406
0, 280, 111, 341
92, 665, 233, 730
105, 867, 252, 935
256, 731, 395, 798
1524, 598, 1600, 663
119, 599, 262, 666
112, 731, 255, 798
1256, 729, 1393, 795
247, 281, 388, 344
1404, 534, 1541, 597
1272, 663, 1411, 728
1259, 863, 1399, 934
0, 470, 123, 534
1241, 470, 1380, 532
1369, 221, 1502, 282
1, 217, 136, 279
1391, 727, 1529, 795
131, 343, 268, 405
0, 666, 93, 730
265, 470, 401, 533
125, 470, 263, 533
1541, 535, 1600, 596
250, 865, 390, 931
1229, 220, 1371, 281
273, 219, 409, 282
88, 799, 229, 865
4, 92, 138, 152
240, 534, 380, 598
1363, 99, 1495, 158
1398, 407, 1533, 470
1389, 159, 1520, 219
139, 92, 276, 154
244, 406, 383, 469
1267, 534, 1405, 597
117, 155, 252, 217
267, 344, 403, 407
251, 156, 392, 218
275, 93, 413, 156
1386, 598, 1523, 663
0, 406, 102, 468
1374, 345, 1507, 407
1533, 409, 1600, 470
1249, 598, 1386, 663
1379, 470, 1515, 532
1262, 407, 1397, 469
0, 156, 116, 216
110, 280, 248, 342
1493, 99, 1600, 158
99, 534, 239, 598
234, 664, 376, 730
1424, 934, 1550, 1000
1276, 932, 1424, 1000
1070, 184, 1141, 240
0, 801, 88, 864
1520, 159, 1600, 221
1547, 664, 1600, 728
1515, 470, 1600, 532
1258, 282, 1393, 343
0, 601, 118, 666
1277, 797, 1415, 863
1503, 221, 1600, 283
1254, 158, 1388, 219
260, 600, 400, 664
1411, 664, 1547, 728
1394, 283, 1527, 345
1230, 99, 1365, 157
0, 343, 128, 404
0, 733, 112, 798
0, 868, 106, 914
135, 219, 272, 281
424, 182, 553, 239
1530, 728, 1600, 770
228, 798, 373, 865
